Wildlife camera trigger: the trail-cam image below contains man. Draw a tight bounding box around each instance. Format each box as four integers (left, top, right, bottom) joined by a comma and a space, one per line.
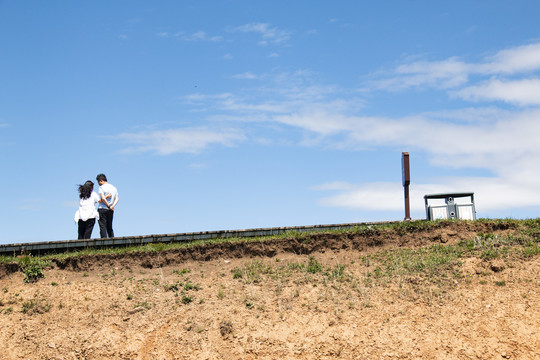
96, 173, 119, 238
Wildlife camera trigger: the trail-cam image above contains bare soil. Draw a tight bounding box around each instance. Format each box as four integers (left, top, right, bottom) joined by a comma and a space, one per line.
1, 221, 539, 359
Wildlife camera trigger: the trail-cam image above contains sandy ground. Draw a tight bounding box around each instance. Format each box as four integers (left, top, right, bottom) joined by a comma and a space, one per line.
0, 221, 539, 359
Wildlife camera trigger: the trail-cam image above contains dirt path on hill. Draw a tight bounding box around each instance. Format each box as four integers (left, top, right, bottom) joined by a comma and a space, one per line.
0, 221, 539, 359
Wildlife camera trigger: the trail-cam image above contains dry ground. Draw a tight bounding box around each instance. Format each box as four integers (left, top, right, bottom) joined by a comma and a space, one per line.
0, 221, 539, 359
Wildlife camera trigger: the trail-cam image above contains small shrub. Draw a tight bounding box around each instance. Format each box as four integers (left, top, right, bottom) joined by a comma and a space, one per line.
21, 292, 51, 315
164, 283, 180, 292
184, 282, 200, 291
18, 256, 49, 283
232, 268, 242, 279
306, 257, 322, 273
3, 307, 13, 315
481, 247, 500, 260
328, 264, 346, 280
523, 242, 540, 257
135, 301, 151, 309
173, 268, 191, 275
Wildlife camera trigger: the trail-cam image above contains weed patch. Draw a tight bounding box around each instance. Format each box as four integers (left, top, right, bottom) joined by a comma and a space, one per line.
18, 256, 50, 283
21, 292, 51, 315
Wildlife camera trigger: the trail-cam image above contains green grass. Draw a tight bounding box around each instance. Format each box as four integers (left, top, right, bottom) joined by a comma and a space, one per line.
232, 260, 274, 284
2, 219, 540, 286
18, 256, 50, 283
21, 292, 51, 315
0, 219, 446, 265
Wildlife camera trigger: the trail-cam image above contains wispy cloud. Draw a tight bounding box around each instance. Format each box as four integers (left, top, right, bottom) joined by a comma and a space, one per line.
374, 41, 540, 102
316, 177, 540, 214
477, 42, 540, 74
452, 78, 540, 105
158, 31, 223, 42
228, 23, 291, 45
309, 43, 540, 213
232, 72, 261, 80
113, 41, 540, 214
115, 127, 246, 155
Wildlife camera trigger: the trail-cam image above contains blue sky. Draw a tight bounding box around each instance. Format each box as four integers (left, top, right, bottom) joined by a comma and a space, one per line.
2, 1, 540, 244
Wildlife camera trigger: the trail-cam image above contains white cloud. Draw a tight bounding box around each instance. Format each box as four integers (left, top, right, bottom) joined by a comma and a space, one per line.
175, 65, 540, 177
478, 42, 540, 74
452, 78, 540, 105
232, 72, 260, 80
273, 107, 540, 176
375, 41, 540, 95
317, 175, 540, 215
116, 127, 246, 155
159, 30, 223, 42
114, 41, 540, 214
229, 23, 291, 45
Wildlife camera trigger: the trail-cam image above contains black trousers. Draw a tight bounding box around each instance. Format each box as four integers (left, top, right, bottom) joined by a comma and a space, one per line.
98, 208, 115, 238
78, 218, 96, 239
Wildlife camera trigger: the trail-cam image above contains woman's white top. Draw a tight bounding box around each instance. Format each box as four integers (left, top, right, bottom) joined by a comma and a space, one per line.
74, 192, 100, 222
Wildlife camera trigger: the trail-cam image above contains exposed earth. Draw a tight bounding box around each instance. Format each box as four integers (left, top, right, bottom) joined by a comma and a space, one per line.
0, 220, 539, 359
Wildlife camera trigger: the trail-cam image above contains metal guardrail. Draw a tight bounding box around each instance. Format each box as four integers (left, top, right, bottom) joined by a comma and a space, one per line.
0, 221, 397, 256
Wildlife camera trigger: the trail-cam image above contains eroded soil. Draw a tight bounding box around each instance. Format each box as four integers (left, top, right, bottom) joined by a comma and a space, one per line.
1, 221, 539, 359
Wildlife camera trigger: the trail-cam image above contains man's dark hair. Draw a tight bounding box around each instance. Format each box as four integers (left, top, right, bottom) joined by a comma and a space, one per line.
96, 173, 108, 182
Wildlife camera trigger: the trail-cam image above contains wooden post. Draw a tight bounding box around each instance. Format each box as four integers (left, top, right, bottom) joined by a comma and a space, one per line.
402, 152, 411, 220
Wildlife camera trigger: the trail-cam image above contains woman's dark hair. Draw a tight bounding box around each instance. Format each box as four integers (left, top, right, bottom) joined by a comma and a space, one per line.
78, 181, 94, 200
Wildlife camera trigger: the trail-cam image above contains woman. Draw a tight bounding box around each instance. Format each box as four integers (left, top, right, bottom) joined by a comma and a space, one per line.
74, 180, 100, 239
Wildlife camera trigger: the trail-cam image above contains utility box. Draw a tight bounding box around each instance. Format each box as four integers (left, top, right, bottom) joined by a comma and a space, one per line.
424, 192, 476, 220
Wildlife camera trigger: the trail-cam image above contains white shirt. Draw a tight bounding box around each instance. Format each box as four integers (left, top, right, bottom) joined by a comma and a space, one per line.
98, 182, 118, 209
74, 192, 100, 222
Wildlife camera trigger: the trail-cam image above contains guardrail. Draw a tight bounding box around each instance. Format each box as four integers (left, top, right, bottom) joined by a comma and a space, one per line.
0, 221, 397, 256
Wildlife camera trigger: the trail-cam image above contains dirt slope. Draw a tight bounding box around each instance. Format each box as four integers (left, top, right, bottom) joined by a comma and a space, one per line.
0, 221, 539, 359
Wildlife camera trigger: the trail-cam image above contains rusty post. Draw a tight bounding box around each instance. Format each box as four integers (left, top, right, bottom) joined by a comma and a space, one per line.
402, 152, 411, 220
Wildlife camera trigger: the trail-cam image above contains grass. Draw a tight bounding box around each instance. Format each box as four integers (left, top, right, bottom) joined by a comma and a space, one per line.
217, 288, 225, 300
21, 291, 51, 315
181, 295, 193, 304
18, 256, 50, 283
1, 218, 537, 263
221, 220, 539, 304
0, 219, 451, 266
1, 219, 539, 290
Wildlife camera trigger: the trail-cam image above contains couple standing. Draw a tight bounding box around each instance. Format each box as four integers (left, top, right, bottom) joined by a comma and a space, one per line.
74, 174, 119, 239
